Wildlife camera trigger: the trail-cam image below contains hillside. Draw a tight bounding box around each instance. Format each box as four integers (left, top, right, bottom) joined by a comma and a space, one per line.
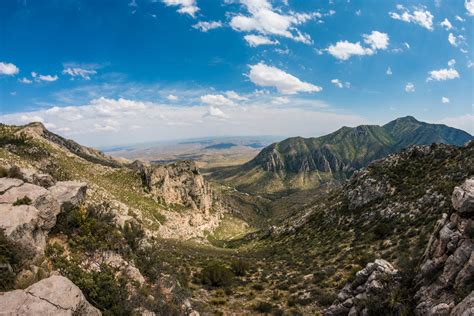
0, 122, 472, 315
210, 116, 472, 194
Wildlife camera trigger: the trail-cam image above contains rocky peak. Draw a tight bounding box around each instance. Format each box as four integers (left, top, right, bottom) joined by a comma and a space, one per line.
132, 160, 213, 213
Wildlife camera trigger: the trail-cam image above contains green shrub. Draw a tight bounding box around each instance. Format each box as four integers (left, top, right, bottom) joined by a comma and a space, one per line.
0, 229, 31, 290
231, 259, 250, 277
253, 301, 274, 313
13, 196, 32, 206
0, 166, 8, 178
123, 220, 145, 252
197, 262, 234, 287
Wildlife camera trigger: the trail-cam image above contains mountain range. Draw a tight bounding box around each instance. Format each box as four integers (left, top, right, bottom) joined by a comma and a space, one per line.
210, 116, 472, 194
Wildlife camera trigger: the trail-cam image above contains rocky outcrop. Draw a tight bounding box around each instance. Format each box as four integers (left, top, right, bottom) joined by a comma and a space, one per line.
0, 275, 101, 315
344, 169, 391, 211
324, 259, 399, 316
132, 160, 213, 214
414, 178, 474, 315
0, 166, 87, 257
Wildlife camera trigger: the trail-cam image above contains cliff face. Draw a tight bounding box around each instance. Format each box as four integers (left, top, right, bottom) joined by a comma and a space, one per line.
132, 160, 213, 214
414, 178, 474, 315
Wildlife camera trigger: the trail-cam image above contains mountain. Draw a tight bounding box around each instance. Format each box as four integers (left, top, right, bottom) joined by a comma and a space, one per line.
210, 116, 472, 194
1, 121, 472, 315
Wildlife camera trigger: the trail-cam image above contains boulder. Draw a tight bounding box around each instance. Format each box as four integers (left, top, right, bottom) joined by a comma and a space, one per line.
49, 181, 87, 212
0, 275, 101, 315
452, 178, 474, 214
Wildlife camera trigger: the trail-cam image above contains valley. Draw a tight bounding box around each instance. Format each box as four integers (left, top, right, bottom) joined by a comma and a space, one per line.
0, 119, 472, 315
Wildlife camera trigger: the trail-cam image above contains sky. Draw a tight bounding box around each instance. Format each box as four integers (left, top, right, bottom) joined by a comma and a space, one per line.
0, 0, 473, 147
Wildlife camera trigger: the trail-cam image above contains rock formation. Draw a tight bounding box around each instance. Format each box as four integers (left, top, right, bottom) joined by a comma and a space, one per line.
414, 178, 474, 315
0, 166, 86, 257
132, 160, 213, 213
324, 259, 399, 316
0, 275, 101, 315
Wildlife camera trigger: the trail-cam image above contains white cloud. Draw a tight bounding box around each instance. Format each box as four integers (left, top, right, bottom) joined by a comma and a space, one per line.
271, 96, 290, 105
440, 18, 453, 30
205, 106, 228, 119
389, 6, 434, 30
441, 97, 450, 104
405, 82, 415, 92
244, 34, 279, 47
192, 21, 222, 32
229, 0, 318, 44
37, 74, 59, 82
363, 31, 389, 50
327, 41, 373, 60
455, 15, 465, 22
225, 90, 248, 101
162, 0, 199, 17
248, 62, 322, 94
331, 79, 350, 88
466, 0, 474, 16
0, 96, 367, 147
427, 67, 459, 81
448, 33, 465, 47
448, 59, 456, 67
386, 67, 393, 75
19, 77, 33, 84
62, 67, 97, 80
0, 62, 19, 76
200, 94, 235, 106
167, 94, 178, 101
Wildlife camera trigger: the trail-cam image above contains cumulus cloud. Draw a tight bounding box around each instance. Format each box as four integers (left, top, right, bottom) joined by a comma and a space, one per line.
225, 90, 248, 101
331, 79, 350, 88
427, 61, 460, 81
162, 0, 199, 17
200, 94, 235, 106
0, 62, 20, 76
167, 94, 178, 101
248, 62, 322, 94
386, 67, 393, 75
466, 0, 474, 16
244, 34, 279, 47
327, 41, 373, 60
441, 97, 450, 104
192, 21, 222, 32
389, 5, 434, 30
448, 33, 465, 47
271, 96, 290, 105
229, 0, 321, 44
327, 31, 388, 60
405, 82, 415, 92
363, 31, 389, 50
440, 18, 453, 30
62, 67, 97, 80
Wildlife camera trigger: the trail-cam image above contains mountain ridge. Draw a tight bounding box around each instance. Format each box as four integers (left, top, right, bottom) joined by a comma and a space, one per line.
210, 116, 472, 194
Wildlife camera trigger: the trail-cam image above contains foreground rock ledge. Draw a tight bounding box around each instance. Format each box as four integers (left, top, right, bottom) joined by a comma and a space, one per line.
0, 275, 101, 315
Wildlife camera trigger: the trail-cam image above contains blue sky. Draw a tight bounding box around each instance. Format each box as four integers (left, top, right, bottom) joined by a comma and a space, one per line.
0, 0, 473, 146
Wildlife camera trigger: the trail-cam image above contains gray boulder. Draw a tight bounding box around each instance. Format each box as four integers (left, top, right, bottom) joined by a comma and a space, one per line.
0, 275, 101, 315
49, 181, 87, 212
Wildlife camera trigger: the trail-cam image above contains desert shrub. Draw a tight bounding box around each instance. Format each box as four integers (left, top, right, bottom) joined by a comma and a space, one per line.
253, 301, 274, 313
13, 196, 32, 206
0, 166, 8, 177
313, 288, 337, 307
123, 220, 145, 252
252, 283, 264, 291
230, 259, 250, 276
7, 165, 23, 179
197, 261, 234, 287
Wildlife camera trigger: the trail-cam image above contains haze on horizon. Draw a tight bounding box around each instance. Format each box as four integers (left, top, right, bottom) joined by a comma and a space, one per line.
0, 0, 473, 147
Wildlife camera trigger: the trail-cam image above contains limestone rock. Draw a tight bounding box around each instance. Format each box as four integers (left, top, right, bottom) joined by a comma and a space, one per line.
324, 259, 399, 316
452, 179, 474, 214
49, 181, 87, 212
0, 275, 101, 315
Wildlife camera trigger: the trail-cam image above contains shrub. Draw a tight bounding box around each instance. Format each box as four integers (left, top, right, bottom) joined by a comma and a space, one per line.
465, 221, 474, 239
123, 220, 145, 252
0, 166, 8, 178
253, 301, 274, 314
231, 259, 250, 277
0, 229, 31, 290
13, 196, 32, 206
197, 262, 234, 287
